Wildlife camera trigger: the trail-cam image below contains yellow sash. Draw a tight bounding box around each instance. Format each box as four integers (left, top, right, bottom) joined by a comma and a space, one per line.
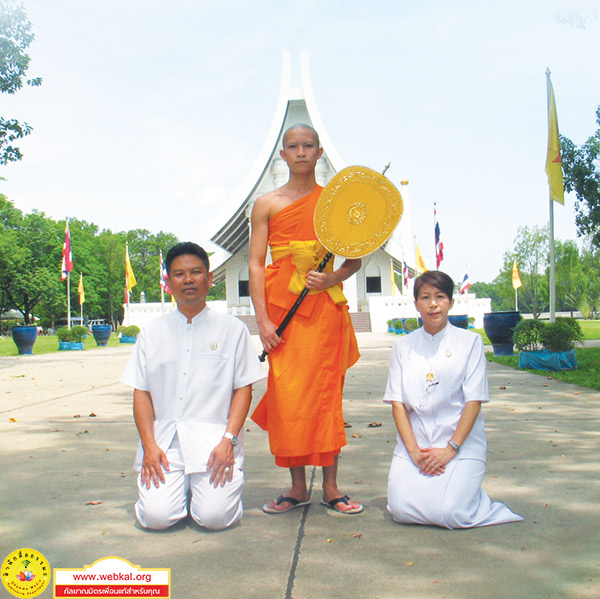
270, 241, 347, 305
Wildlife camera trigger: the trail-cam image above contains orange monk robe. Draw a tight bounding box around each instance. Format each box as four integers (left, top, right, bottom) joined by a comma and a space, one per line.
251, 186, 360, 468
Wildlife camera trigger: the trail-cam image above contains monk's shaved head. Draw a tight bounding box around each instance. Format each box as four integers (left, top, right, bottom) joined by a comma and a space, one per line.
282, 123, 320, 149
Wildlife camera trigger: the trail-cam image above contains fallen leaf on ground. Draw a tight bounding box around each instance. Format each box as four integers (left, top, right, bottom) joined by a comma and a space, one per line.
11, 374, 25, 378
86, 501, 102, 505
9, 418, 18, 423
73, 415, 81, 418
344, 422, 352, 428
326, 539, 333, 543
432, 580, 443, 584
351, 433, 362, 439
352, 533, 363, 538
89, 412, 97, 417
498, 386, 507, 390
404, 561, 414, 566
367, 422, 382, 428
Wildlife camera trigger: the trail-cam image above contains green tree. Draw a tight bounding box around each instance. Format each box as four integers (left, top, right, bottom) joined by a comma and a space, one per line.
0, 197, 61, 324
0, 0, 42, 165
561, 106, 600, 247
552, 239, 586, 315
504, 225, 549, 318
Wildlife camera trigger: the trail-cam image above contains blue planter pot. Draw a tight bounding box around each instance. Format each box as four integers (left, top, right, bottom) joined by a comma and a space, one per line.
449, 315, 469, 330
120, 336, 137, 344
483, 311, 522, 356
11, 326, 38, 355
92, 325, 112, 347
59, 341, 84, 351
519, 349, 577, 371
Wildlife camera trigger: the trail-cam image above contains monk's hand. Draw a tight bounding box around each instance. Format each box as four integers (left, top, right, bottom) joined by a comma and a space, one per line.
419, 447, 453, 476
207, 439, 235, 488
305, 269, 335, 291
141, 443, 170, 489
258, 318, 283, 354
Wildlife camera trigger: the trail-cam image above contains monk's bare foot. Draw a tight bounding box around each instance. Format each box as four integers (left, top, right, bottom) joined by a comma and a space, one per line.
262, 491, 311, 514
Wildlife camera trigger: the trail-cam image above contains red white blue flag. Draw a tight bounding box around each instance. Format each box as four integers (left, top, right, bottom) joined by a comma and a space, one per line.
434, 203, 444, 269
460, 271, 471, 294
159, 251, 171, 294
61, 221, 74, 281
402, 261, 409, 289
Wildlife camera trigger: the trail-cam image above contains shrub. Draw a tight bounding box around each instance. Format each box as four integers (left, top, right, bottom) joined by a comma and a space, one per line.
121, 325, 141, 337
403, 318, 419, 332
540, 320, 583, 352
56, 325, 88, 343
56, 326, 72, 342
393, 319, 403, 331
513, 319, 546, 352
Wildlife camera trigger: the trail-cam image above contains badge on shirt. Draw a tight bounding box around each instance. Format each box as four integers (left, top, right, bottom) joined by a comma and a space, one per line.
210, 342, 218, 351
446, 348, 452, 358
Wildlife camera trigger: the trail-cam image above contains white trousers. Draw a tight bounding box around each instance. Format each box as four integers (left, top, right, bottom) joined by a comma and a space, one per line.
387, 455, 523, 529
135, 436, 244, 531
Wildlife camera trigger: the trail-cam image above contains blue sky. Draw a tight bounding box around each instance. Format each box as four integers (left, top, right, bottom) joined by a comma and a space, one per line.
2, 0, 599, 283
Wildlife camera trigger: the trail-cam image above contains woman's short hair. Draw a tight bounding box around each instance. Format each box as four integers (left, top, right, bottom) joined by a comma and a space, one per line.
413, 270, 454, 301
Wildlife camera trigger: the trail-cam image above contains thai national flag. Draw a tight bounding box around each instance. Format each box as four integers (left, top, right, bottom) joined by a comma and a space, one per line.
61, 222, 74, 281
434, 204, 444, 268
460, 271, 471, 294
160, 257, 171, 294
402, 261, 409, 288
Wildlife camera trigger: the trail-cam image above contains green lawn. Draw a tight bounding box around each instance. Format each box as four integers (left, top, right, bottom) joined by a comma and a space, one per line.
0, 333, 122, 356
487, 347, 600, 392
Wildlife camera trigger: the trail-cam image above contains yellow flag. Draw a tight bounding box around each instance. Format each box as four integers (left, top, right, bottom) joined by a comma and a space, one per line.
512, 261, 522, 290
125, 244, 137, 291
78, 272, 85, 304
415, 244, 428, 272
546, 71, 564, 205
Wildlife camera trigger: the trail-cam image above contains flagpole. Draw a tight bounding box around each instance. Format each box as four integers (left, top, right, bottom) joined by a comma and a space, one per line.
515, 287, 518, 312
80, 272, 83, 324
67, 272, 71, 329
159, 250, 165, 314
546, 68, 556, 323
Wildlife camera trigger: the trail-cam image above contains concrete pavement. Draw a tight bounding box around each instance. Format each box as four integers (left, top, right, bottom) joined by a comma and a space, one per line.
1, 333, 599, 599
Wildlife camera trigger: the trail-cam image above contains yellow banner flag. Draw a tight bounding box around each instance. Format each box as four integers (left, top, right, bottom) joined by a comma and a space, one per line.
546, 70, 564, 205
125, 244, 137, 291
78, 272, 85, 304
415, 243, 428, 272
512, 260, 522, 290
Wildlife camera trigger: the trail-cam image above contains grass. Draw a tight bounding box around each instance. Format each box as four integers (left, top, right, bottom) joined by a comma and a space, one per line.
0, 332, 122, 357
487, 347, 600, 392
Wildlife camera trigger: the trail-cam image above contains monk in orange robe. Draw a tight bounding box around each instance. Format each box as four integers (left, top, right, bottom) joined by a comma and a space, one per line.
249, 123, 363, 515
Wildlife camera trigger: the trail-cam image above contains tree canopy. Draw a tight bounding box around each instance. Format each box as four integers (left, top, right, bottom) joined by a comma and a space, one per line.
561, 105, 600, 247
0, 194, 183, 328
0, 0, 42, 165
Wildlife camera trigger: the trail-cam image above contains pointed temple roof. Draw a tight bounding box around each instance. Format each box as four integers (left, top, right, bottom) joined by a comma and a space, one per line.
201, 50, 415, 281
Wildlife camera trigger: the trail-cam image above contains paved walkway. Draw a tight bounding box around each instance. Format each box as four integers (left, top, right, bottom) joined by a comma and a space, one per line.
1, 333, 599, 599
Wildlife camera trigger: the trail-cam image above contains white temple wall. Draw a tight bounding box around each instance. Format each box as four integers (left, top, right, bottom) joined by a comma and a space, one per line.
122, 301, 228, 329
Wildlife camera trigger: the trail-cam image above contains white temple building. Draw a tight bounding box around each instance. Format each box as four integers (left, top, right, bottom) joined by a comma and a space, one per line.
123, 51, 491, 331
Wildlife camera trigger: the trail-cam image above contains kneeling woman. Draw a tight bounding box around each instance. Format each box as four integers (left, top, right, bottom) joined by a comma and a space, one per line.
384, 271, 522, 528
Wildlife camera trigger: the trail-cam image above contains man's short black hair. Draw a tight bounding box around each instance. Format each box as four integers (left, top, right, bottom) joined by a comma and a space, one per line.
165, 242, 209, 273
413, 270, 454, 301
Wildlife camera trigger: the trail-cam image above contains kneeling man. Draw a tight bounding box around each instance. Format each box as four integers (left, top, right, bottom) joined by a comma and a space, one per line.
121, 242, 265, 530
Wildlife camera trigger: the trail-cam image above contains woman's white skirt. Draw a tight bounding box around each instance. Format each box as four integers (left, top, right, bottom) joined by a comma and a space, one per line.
387, 455, 523, 529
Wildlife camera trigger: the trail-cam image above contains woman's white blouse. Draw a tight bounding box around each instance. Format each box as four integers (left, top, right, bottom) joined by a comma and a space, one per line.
383, 323, 489, 461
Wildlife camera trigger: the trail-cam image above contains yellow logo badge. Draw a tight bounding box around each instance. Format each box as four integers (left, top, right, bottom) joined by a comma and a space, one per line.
2, 548, 51, 598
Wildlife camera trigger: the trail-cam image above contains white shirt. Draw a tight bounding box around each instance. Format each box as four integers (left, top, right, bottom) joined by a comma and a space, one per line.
383, 323, 489, 461
121, 307, 266, 474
